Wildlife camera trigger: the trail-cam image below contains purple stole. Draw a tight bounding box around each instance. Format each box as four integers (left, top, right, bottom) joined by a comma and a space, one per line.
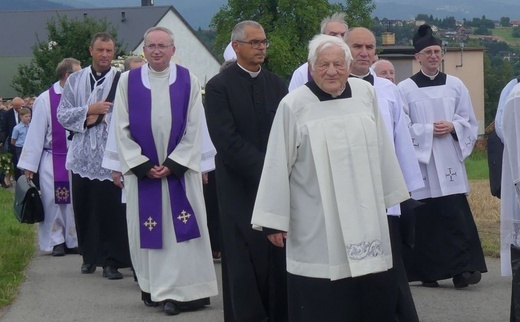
49, 85, 71, 204
128, 65, 201, 249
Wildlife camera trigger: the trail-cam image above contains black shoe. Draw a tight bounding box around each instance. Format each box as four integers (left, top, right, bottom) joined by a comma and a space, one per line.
169, 298, 209, 311
453, 271, 482, 288
421, 280, 439, 288
144, 299, 159, 307
81, 263, 96, 274
52, 243, 65, 257
65, 246, 79, 254
102, 266, 123, 280
163, 301, 180, 316
141, 291, 159, 307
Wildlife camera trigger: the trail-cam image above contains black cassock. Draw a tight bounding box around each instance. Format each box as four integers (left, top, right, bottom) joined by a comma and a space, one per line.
205, 62, 288, 322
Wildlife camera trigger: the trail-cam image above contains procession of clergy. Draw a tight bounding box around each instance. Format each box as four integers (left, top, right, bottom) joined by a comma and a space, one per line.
16, 11, 494, 321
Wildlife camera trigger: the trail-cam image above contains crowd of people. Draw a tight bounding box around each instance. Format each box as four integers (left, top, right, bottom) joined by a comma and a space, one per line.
6, 12, 508, 321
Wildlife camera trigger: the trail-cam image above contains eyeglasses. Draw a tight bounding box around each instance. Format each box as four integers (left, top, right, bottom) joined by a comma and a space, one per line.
418, 49, 443, 56
236, 39, 270, 49
144, 44, 173, 52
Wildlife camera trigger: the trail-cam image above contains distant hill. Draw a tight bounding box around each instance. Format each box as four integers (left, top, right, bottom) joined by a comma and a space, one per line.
0, 0, 73, 10
372, 0, 520, 20
2, 0, 520, 30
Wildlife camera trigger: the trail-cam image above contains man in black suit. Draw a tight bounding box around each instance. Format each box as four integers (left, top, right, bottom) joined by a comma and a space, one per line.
3, 97, 24, 179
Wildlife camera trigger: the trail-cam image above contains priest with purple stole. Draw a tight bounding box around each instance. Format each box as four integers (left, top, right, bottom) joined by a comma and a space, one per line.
18, 58, 81, 257
113, 26, 217, 316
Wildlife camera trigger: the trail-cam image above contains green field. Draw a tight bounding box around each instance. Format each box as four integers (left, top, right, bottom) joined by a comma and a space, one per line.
491, 27, 520, 47
466, 149, 488, 180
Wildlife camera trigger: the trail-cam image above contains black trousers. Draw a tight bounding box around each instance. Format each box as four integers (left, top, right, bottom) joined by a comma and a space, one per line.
220, 216, 288, 322
203, 171, 220, 253
72, 173, 131, 268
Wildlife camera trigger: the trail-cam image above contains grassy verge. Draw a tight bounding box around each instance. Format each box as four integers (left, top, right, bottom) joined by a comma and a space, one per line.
491, 27, 520, 47
465, 150, 500, 258
468, 180, 500, 258
0, 188, 36, 308
466, 149, 488, 180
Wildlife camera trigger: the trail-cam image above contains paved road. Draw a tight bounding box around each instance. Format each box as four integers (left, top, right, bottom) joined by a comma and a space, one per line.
0, 252, 511, 322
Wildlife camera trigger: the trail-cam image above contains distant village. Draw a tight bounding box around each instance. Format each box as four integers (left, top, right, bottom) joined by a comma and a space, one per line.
373, 15, 520, 45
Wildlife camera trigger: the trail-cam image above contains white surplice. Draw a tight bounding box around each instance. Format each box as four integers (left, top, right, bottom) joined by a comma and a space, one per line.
288, 62, 310, 92
290, 66, 422, 212
397, 74, 478, 200
500, 82, 520, 276
17, 82, 77, 252
114, 64, 218, 302
57, 66, 117, 181
495, 77, 520, 142
251, 78, 410, 280
373, 76, 423, 215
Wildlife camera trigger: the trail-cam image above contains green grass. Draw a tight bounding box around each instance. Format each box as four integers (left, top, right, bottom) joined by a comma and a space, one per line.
465, 150, 488, 180
0, 188, 36, 308
491, 27, 520, 47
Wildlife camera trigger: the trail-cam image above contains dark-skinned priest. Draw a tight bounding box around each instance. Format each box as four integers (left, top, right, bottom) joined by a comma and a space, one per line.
251, 34, 410, 322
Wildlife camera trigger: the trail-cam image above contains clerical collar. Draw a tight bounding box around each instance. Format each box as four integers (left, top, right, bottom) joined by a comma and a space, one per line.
148, 64, 170, 74
420, 69, 439, 80
306, 81, 352, 101
89, 66, 111, 90
90, 66, 110, 80
237, 63, 261, 78
350, 73, 374, 86
410, 70, 447, 88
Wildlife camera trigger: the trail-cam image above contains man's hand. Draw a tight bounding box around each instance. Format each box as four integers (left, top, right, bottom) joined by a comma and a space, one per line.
267, 232, 288, 247
87, 100, 112, 116
112, 171, 124, 189
433, 120, 454, 137
24, 170, 34, 180
202, 172, 209, 184
147, 165, 171, 179
85, 114, 102, 127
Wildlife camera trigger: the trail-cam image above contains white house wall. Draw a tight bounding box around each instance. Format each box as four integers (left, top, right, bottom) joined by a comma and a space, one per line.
133, 11, 220, 86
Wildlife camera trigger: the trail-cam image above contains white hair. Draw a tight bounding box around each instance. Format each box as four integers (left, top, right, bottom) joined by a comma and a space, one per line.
308, 34, 353, 69
320, 13, 348, 34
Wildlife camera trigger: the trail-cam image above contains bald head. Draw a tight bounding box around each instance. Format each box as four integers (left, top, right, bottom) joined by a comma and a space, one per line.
372, 59, 396, 84
12, 97, 24, 111
346, 27, 377, 76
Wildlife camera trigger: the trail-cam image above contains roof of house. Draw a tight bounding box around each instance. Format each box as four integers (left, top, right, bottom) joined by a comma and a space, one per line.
0, 6, 215, 58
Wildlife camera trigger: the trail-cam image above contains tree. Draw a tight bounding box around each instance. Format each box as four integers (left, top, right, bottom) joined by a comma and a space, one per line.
331, 0, 375, 28
11, 15, 124, 96
484, 54, 514, 126
210, 0, 375, 80
500, 17, 511, 27
512, 27, 520, 38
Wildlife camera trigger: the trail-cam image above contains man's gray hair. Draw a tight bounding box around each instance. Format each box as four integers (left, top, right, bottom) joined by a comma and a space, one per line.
56, 58, 81, 80
144, 26, 175, 45
320, 13, 348, 34
220, 59, 236, 72
308, 34, 353, 70
124, 56, 146, 71
230, 21, 263, 41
